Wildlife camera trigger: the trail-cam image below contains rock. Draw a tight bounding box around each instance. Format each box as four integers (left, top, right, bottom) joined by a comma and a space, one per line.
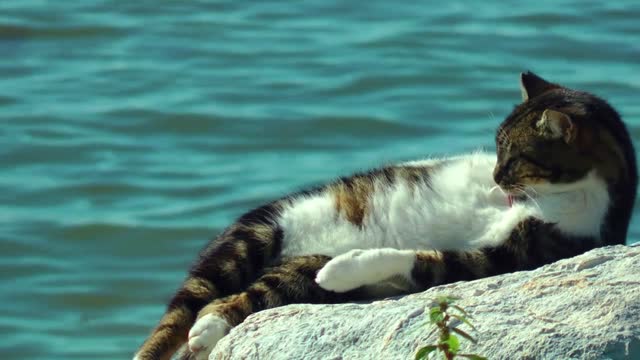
211, 245, 640, 360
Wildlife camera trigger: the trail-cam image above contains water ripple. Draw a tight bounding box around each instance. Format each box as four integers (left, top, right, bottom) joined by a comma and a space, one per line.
2, 1, 640, 359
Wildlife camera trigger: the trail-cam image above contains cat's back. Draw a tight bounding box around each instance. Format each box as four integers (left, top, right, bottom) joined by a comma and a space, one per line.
277, 152, 508, 257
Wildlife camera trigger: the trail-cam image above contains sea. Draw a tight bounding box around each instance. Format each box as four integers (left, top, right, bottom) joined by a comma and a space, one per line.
1, 1, 639, 359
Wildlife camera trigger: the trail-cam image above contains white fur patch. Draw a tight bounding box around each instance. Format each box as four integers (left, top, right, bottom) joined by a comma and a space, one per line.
531, 170, 609, 238
187, 313, 230, 360
278, 152, 519, 257
316, 248, 415, 292
278, 152, 610, 288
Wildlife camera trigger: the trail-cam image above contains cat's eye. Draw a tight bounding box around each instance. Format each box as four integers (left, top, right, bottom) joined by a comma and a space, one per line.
520, 153, 551, 170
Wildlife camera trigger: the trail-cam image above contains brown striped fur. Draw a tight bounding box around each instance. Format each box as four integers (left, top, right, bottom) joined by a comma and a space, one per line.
134, 201, 285, 359
193, 256, 362, 328
332, 175, 375, 226
410, 218, 597, 290
330, 166, 432, 227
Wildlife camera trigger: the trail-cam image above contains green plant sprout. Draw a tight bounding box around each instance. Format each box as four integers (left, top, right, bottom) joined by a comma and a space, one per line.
415, 296, 487, 360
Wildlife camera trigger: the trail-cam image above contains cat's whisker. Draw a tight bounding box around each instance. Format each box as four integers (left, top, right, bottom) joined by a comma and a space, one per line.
487, 113, 498, 133
523, 185, 540, 197
489, 185, 506, 196
482, 113, 498, 137
496, 127, 504, 143
496, 126, 513, 147
523, 186, 548, 212
514, 185, 542, 212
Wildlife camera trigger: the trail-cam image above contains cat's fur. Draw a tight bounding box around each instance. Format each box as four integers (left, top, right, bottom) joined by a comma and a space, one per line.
133, 72, 637, 360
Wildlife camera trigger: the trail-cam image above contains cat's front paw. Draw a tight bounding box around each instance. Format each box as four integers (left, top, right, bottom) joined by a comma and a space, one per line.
187, 313, 230, 360
315, 249, 377, 292
316, 249, 416, 293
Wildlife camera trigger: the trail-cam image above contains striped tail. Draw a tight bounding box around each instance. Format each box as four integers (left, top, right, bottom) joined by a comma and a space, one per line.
133, 203, 283, 360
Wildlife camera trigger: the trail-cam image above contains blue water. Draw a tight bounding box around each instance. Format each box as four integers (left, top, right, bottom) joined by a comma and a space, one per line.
1, 1, 639, 359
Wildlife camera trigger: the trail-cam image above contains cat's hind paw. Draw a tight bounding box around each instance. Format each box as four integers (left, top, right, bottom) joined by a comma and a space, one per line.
187, 313, 230, 360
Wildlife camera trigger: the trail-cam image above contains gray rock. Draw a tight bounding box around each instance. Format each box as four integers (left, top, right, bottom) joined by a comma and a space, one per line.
211, 245, 640, 360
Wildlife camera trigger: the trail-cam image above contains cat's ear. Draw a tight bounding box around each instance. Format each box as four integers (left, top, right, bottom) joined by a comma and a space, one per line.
520, 71, 560, 101
537, 109, 576, 143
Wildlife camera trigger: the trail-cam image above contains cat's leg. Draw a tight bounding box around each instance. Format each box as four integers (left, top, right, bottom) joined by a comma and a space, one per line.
182, 254, 362, 360
317, 218, 596, 293
409, 219, 597, 288
315, 248, 417, 292
316, 246, 503, 293
133, 212, 283, 360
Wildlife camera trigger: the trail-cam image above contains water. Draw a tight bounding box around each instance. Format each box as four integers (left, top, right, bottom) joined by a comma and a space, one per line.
1, 1, 639, 359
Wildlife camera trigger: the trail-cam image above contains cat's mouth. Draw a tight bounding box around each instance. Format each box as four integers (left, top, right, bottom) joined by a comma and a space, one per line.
489, 185, 531, 207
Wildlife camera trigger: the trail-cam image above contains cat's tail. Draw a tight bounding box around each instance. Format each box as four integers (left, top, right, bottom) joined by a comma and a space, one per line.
132, 276, 218, 360
133, 203, 284, 360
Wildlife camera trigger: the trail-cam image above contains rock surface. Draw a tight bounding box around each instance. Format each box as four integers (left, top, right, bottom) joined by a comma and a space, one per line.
211, 245, 640, 360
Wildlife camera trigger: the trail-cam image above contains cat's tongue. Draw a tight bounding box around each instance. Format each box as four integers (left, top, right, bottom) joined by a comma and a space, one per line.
507, 195, 514, 207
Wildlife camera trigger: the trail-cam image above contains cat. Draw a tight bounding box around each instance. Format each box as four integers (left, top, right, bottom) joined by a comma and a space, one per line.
133, 72, 637, 360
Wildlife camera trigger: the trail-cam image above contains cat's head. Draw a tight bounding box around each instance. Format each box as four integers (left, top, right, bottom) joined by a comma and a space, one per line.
493, 71, 636, 197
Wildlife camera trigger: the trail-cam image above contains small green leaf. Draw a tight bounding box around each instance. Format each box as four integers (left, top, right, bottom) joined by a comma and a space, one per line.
451, 327, 477, 344
458, 354, 488, 360
442, 334, 460, 354
415, 345, 437, 360
429, 307, 444, 324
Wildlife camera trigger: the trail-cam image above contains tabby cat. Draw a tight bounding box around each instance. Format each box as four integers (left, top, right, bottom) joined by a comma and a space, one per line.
133, 72, 637, 360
